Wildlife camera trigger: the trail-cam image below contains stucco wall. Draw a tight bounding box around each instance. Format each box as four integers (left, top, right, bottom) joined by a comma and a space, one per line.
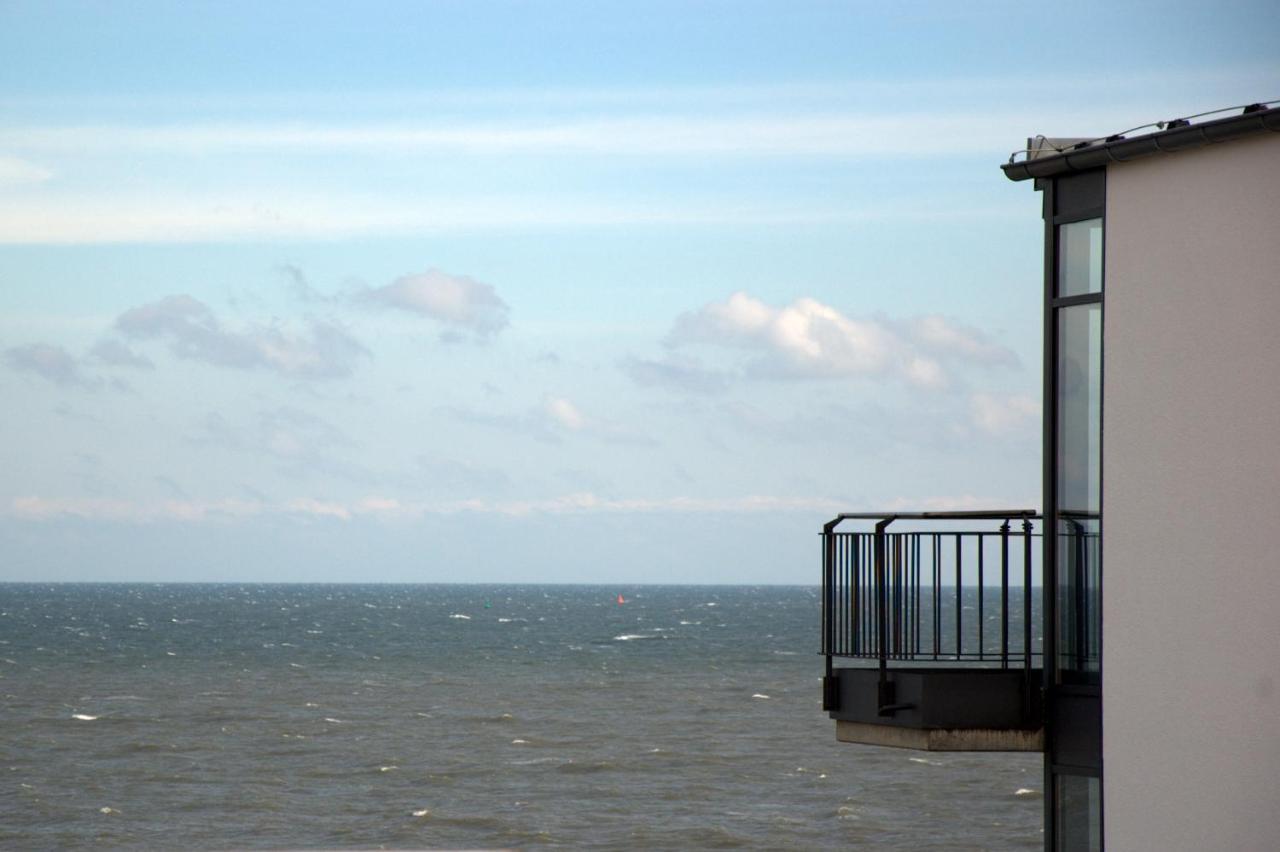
1103, 132, 1280, 851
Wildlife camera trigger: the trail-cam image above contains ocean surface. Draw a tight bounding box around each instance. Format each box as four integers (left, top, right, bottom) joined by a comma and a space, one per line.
0, 584, 1042, 849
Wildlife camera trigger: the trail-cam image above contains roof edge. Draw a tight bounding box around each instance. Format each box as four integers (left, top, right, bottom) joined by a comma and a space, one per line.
1001, 104, 1280, 182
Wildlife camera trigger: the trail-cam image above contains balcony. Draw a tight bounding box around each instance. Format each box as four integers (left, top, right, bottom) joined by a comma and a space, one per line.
821, 511, 1045, 751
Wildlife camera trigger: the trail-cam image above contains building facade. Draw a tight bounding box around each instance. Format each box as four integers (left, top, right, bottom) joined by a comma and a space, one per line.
821, 103, 1280, 851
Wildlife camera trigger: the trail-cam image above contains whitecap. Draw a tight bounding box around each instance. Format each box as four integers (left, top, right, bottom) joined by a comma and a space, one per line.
380, 765, 398, 772
613, 634, 658, 641
99, 806, 118, 814
165, 651, 176, 656
511, 738, 529, 744
289, 663, 305, 669
908, 757, 945, 766
72, 714, 98, 721
323, 717, 343, 724
412, 808, 430, 817
449, 614, 472, 620
751, 694, 771, 700
1014, 787, 1038, 797
498, 618, 513, 623
305, 702, 319, 708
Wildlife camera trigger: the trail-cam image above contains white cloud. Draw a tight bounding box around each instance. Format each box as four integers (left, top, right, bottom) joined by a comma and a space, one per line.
0, 100, 1244, 159
884, 494, 1040, 513
88, 339, 154, 370
0, 155, 52, 186
668, 292, 941, 387
0, 193, 1028, 244
667, 293, 1020, 389
969, 392, 1041, 435
906, 315, 1018, 367
619, 354, 730, 395
6, 492, 847, 523
363, 269, 509, 340
116, 294, 369, 379
2, 342, 95, 388
543, 396, 585, 431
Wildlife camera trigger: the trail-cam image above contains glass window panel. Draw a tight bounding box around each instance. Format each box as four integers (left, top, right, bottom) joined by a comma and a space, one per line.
1057, 305, 1101, 516
1055, 774, 1102, 852
1058, 218, 1103, 297
1056, 303, 1102, 679
1057, 517, 1101, 677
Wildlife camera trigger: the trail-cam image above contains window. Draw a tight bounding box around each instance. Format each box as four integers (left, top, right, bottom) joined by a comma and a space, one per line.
1055, 774, 1103, 851
1057, 218, 1103, 297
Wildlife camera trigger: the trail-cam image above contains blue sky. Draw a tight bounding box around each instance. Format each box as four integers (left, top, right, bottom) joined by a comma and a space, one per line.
2, 1, 1277, 582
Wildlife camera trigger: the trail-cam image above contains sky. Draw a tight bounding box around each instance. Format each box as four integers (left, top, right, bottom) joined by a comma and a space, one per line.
2, 0, 1277, 583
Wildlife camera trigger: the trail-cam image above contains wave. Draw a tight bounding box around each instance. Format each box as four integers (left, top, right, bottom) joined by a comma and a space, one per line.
555, 759, 616, 775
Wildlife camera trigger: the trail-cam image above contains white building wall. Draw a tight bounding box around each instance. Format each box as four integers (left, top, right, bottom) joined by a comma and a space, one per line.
1103, 132, 1280, 851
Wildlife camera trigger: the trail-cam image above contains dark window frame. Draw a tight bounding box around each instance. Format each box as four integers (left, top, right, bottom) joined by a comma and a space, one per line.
1041, 170, 1106, 851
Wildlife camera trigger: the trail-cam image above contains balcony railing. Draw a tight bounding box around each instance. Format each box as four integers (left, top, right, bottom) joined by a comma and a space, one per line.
821, 511, 1044, 728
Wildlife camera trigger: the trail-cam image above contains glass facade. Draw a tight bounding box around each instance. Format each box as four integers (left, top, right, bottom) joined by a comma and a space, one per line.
1055, 775, 1103, 851
1046, 176, 1104, 850
1056, 304, 1102, 679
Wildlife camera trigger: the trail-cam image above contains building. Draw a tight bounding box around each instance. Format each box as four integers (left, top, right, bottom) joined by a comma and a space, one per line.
820, 102, 1280, 850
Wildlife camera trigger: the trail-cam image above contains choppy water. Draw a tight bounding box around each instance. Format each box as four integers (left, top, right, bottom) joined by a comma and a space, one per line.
0, 584, 1042, 849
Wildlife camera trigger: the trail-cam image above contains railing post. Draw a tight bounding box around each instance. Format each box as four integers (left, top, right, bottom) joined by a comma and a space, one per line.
1000, 520, 1010, 668
821, 523, 838, 711
875, 517, 893, 712
1023, 516, 1034, 717
822, 528, 832, 659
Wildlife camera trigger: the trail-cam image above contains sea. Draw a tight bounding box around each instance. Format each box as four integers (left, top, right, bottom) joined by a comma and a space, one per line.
0, 584, 1042, 850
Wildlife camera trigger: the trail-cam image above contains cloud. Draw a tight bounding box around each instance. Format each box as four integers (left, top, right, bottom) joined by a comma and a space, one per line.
363, 269, 509, 340
542, 396, 585, 431
883, 494, 1039, 513
88, 338, 154, 370
0, 155, 52, 186
668, 292, 945, 387
0, 106, 1213, 160
2, 343, 96, 388
115, 294, 369, 379
6, 492, 846, 523
0, 193, 1027, 244
969, 392, 1040, 435
190, 407, 367, 483
667, 292, 1018, 389
279, 264, 327, 303
905, 315, 1018, 368
619, 355, 730, 395
415, 456, 511, 494
443, 395, 655, 447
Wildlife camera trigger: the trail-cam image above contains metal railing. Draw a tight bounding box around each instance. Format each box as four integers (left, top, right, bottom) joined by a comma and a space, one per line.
822, 512, 1043, 673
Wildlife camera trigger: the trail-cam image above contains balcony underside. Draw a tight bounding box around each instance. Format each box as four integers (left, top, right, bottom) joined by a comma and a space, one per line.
836, 720, 1043, 751
828, 666, 1044, 752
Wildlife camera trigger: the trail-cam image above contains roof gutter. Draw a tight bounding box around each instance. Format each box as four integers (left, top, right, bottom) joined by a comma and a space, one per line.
1001, 105, 1280, 182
